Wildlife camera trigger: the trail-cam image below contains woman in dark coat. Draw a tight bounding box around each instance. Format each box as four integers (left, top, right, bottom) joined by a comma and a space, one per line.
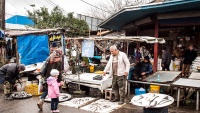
37, 50, 64, 110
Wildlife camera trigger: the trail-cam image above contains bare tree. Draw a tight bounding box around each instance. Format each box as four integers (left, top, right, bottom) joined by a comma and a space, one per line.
86, 0, 156, 19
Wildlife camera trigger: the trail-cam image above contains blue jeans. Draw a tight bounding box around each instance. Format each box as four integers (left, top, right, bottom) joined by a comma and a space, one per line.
51, 98, 59, 110
40, 89, 48, 99
0, 77, 4, 84
128, 67, 135, 80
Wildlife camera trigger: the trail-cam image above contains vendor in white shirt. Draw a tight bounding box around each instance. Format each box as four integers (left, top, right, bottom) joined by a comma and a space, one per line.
103, 45, 130, 105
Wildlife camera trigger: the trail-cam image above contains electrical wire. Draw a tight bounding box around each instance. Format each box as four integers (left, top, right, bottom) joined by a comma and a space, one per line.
24, 0, 30, 5
7, 0, 27, 16
47, 0, 68, 14
45, 0, 55, 7
79, 0, 112, 14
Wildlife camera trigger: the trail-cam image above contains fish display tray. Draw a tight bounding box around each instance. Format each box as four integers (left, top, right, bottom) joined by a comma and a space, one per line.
44, 93, 72, 102
12, 92, 32, 99
131, 93, 174, 108
147, 71, 181, 83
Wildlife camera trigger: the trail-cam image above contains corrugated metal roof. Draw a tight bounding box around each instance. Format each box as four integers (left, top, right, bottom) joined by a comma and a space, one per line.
5, 28, 59, 37
99, 0, 200, 30
65, 36, 166, 44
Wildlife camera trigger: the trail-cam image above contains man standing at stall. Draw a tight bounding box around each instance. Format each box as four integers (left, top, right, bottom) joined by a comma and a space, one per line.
161, 46, 171, 71
182, 45, 197, 77
103, 45, 130, 105
0, 63, 25, 100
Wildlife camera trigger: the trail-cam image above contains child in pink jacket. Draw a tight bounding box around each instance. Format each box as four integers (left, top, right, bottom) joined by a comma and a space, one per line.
47, 69, 62, 112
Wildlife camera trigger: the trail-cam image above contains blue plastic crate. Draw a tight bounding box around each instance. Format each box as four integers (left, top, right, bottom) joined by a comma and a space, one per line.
135, 88, 146, 96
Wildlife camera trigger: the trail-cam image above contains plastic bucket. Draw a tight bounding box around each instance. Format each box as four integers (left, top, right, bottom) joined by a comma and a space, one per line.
150, 85, 160, 93
90, 65, 94, 73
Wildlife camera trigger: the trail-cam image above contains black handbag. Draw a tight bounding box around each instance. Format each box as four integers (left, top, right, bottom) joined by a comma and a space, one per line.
93, 75, 103, 80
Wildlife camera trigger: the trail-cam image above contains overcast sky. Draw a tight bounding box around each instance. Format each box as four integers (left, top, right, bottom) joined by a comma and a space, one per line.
6, 0, 106, 19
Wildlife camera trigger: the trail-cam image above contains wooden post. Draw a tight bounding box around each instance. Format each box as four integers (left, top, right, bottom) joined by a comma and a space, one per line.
15, 38, 19, 64
153, 19, 159, 72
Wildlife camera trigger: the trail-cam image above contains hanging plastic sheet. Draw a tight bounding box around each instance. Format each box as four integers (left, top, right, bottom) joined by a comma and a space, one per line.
82, 40, 94, 57
17, 34, 49, 65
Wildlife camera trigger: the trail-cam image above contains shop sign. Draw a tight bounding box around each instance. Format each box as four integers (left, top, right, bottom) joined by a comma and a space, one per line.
49, 34, 61, 41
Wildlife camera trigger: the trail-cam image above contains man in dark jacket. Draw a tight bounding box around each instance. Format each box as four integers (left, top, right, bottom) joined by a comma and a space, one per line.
0, 63, 25, 100
182, 45, 197, 77
133, 56, 153, 81
161, 46, 171, 71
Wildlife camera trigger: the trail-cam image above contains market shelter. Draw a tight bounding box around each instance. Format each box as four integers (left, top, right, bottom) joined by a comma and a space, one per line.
5, 28, 63, 65
99, 0, 200, 72
64, 36, 165, 97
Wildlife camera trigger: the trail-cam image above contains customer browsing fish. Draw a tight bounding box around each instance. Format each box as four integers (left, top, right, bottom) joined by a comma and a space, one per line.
103, 45, 130, 105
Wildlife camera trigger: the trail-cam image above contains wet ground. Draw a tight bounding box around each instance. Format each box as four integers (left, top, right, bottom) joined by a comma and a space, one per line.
0, 88, 200, 113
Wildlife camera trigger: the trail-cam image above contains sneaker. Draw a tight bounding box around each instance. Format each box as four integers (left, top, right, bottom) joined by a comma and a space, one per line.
4, 96, 13, 100
53, 109, 60, 112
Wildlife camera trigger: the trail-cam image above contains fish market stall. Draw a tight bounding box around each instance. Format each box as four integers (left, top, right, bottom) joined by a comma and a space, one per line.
64, 73, 112, 93
189, 72, 200, 79
127, 71, 181, 98
172, 78, 200, 110
131, 93, 174, 113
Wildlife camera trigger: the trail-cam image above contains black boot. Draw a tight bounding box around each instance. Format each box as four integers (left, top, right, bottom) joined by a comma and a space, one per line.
4, 94, 13, 100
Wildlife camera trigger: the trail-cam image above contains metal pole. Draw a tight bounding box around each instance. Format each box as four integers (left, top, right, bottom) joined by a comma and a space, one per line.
196, 90, 199, 110
127, 81, 130, 99
177, 87, 180, 107
127, 41, 129, 55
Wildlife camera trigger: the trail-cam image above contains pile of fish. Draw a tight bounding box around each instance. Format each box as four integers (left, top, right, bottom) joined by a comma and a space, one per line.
131, 93, 174, 108
11, 91, 32, 98
191, 56, 200, 72
45, 93, 72, 102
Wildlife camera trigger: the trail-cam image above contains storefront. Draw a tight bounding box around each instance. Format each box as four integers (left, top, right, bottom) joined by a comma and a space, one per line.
99, 0, 200, 72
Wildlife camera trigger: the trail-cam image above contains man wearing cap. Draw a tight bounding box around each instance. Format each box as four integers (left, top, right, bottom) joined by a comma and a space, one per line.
0, 63, 26, 100
103, 45, 130, 105
50, 42, 58, 54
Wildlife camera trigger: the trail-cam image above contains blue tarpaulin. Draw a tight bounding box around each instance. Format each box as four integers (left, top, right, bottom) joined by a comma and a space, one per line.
6, 15, 35, 25
17, 35, 49, 65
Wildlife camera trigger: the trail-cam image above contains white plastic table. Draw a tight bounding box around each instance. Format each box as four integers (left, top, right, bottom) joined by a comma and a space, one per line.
172, 78, 200, 110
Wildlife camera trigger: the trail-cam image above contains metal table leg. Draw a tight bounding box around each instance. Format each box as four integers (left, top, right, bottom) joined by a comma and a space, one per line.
128, 81, 130, 99
196, 90, 199, 110
177, 87, 180, 107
